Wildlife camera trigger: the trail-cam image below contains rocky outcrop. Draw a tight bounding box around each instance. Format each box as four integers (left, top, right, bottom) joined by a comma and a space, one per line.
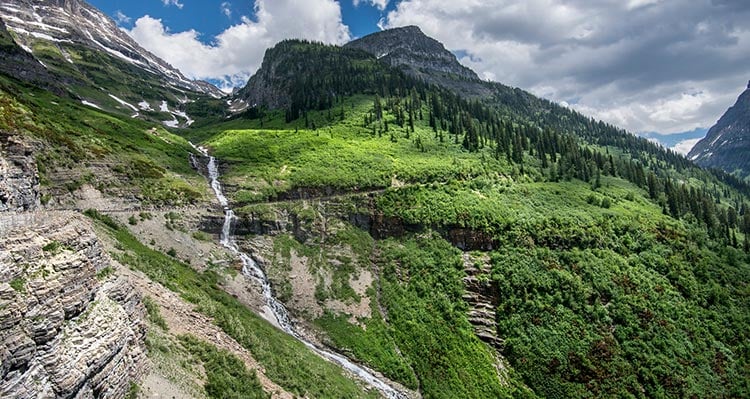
0, 134, 40, 212
345, 26, 492, 98
346, 26, 478, 81
0, 212, 148, 398
462, 253, 502, 348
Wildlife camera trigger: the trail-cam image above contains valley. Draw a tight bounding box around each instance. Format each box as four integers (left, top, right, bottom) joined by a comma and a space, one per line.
2, 1, 750, 398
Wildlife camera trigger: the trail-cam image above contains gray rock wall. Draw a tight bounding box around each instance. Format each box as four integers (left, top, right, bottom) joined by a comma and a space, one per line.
0, 134, 40, 213
0, 213, 148, 398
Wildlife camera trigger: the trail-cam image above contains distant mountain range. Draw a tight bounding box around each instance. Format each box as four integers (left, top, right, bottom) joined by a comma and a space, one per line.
639, 128, 708, 153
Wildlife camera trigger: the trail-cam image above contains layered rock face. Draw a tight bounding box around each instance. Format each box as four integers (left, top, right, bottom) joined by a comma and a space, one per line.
0, 213, 148, 398
462, 254, 503, 348
1, 135, 148, 398
0, 134, 40, 212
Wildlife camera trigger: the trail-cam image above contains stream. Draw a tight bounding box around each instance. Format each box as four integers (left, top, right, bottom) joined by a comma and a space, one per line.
193, 145, 409, 399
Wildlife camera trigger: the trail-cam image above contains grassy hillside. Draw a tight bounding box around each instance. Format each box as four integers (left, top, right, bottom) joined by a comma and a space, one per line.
0, 74, 206, 206
187, 55, 750, 396
4, 34, 749, 398
13, 33, 203, 125
85, 209, 380, 398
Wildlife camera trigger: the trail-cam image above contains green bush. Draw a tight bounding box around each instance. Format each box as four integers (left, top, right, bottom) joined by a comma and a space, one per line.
143, 296, 168, 330
180, 335, 269, 399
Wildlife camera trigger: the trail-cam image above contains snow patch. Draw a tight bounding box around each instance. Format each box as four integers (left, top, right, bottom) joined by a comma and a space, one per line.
709, 134, 722, 146
17, 42, 33, 53
108, 94, 139, 111
163, 117, 179, 128
160, 100, 170, 113
81, 100, 102, 110
138, 101, 153, 111
0, 5, 22, 13
172, 110, 194, 126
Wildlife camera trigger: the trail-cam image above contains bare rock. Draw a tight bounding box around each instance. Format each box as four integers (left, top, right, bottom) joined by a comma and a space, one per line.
0, 134, 40, 213
0, 213, 147, 398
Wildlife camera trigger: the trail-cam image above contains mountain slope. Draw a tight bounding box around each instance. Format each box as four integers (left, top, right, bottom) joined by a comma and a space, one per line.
3, 8, 750, 398
0, 0, 222, 126
345, 25, 492, 99
688, 81, 750, 177
0, 17, 65, 95
192, 36, 750, 399
345, 26, 478, 80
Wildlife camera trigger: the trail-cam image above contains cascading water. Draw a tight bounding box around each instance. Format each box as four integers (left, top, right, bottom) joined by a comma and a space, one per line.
193, 144, 409, 399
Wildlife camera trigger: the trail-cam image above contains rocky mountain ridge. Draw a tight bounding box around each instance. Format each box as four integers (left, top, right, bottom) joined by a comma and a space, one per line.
0, 0, 220, 97
0, 0, 222, 128
345, 25, 478, 82
688, 81, 750, 178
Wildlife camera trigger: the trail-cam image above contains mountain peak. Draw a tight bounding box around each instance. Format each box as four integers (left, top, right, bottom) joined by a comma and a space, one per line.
0, 0, 221, 98
688, 83, 750, 177
345, 25, 479, 82
388, 25, 424, 35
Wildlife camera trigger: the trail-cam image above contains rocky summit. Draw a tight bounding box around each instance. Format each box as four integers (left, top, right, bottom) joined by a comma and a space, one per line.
345, 25, 479, 81
688, 81, 750, 178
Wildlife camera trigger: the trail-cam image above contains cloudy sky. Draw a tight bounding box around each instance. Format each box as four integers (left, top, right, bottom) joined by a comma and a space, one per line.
90, 0, 750, 150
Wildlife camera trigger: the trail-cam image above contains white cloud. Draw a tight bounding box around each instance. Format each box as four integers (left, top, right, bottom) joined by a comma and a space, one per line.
221, 2, 232, 18
162, 0, 184, 9
114, 10, 131, 25
672, 138, 702, 155
382, 0, 750, 135
353, 0, 389, 11
127, 0, 350, 88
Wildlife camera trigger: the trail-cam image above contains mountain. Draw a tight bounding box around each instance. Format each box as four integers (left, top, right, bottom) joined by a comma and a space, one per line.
206, 33, 750, 398
345, 25, 493, 99
0, 0, 223, 126
233, 40, 396, 114
688, 81, 750, 177
345, 25, 478, 80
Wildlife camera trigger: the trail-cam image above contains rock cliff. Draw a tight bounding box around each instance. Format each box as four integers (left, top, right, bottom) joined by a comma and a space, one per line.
1, 133, 148, 398
345, 26, 492, 97
0, 212, 148, 398
0, 134, 40, 212
345, 26, 478, 81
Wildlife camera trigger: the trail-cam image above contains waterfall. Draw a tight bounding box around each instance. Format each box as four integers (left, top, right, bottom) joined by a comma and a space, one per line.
194, 144, 409, 399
